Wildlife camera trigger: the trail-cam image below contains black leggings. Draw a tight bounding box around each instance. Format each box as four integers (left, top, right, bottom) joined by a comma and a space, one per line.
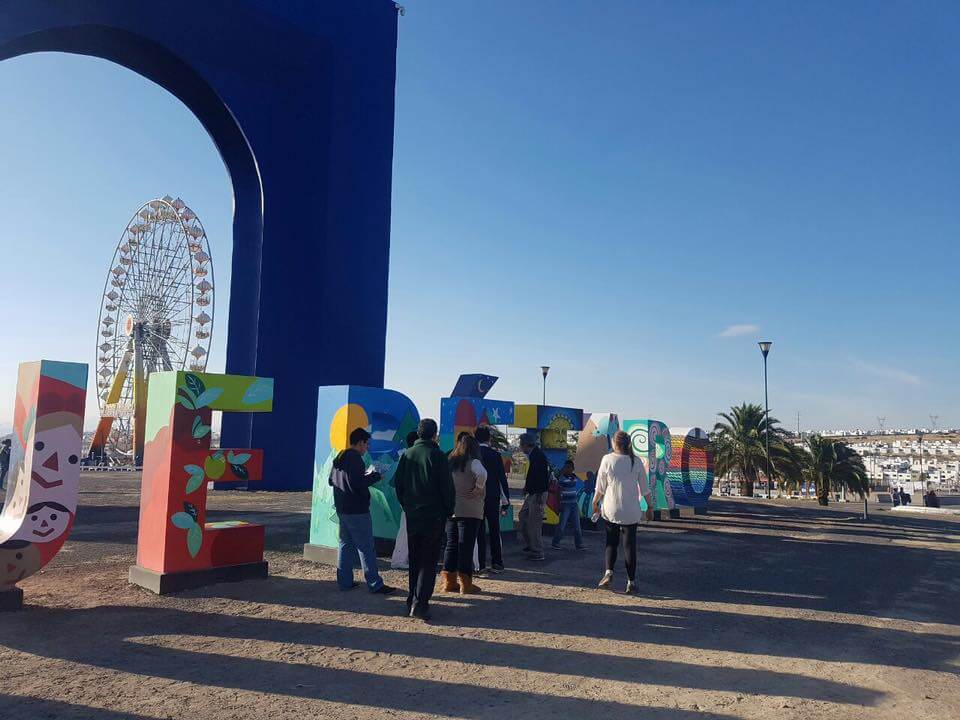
604, 522, 637, 581
443, 517, 481, 574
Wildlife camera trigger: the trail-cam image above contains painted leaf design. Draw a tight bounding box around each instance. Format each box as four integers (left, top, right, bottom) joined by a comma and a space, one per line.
211, 449, 224, 461
227, 452, 251, 465
176, 392, 196, 410
183, 501, 199, 522
194, 387, 224, 409
170, 512, 194, 529
192, 417, 211, 439
241, 377, 273, 406
185, 471, 205, 494
230, 463, 249, 480
184, 373, 205, 398
187, 523, 203, 558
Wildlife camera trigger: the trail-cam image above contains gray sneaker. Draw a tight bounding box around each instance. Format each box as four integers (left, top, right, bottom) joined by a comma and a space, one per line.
598, 570, 613, 589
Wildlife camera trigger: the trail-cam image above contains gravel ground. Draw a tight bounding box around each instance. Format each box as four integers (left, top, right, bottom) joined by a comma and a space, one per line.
0, 473, 957, 719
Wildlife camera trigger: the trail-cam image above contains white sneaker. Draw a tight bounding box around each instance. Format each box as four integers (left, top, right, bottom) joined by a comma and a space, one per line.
598, 570, 613, 589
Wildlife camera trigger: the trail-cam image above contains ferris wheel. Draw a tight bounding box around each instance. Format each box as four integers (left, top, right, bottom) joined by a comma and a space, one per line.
90, 196, 214, 466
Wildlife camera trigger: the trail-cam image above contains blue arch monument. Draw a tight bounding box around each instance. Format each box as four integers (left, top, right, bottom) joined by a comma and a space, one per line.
0, 1, 400, 489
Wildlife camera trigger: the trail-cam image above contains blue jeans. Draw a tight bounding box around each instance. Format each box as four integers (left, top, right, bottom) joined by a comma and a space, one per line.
552, 503, 583, 548
337, 512, 384, 591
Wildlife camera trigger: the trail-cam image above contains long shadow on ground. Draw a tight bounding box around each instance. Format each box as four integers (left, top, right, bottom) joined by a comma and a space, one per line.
0, 603, 741, 720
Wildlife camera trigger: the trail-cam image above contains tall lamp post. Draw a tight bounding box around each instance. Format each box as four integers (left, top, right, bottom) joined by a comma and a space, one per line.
758, 341, 772, 498
918, 430, 925, 490
541, 366, 550, 406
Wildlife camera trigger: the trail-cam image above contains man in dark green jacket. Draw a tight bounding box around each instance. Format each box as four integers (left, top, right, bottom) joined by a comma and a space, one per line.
394, 418, 454, 621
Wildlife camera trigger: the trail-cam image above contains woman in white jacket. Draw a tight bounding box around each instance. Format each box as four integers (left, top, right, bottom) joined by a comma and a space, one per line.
592, 430, 653, 593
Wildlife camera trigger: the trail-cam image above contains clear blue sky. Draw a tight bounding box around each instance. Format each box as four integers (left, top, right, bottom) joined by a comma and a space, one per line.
1, 1, 958, 433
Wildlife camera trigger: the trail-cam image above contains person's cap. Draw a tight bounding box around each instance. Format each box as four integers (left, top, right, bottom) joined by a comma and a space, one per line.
519, 433, 536, 446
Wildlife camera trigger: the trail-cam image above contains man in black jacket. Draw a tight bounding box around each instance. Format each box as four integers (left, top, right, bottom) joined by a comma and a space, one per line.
475, 425, 510, 573
517, 432, 550, 561
331, 427, 395, 595
394, 418, 455, 621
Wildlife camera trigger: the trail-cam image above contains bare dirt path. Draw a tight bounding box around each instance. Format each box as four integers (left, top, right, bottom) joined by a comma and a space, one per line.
1, 474, 957, 719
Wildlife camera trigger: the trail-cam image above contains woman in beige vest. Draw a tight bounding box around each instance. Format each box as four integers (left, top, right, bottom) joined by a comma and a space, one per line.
440, 434, 487, 593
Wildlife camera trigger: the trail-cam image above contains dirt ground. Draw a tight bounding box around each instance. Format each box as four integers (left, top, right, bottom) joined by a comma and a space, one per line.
1, 473, 958, 720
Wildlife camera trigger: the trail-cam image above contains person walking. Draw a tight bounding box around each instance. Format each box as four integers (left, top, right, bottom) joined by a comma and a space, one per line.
475, 425, 510, 574
592, 430, 653, 594
517, 433, 550, 561
394, 418, 455, 621
440, 434, 487, 593
551, 460, 586, 550
0, 438, 11, 492
329, 428, 396, 595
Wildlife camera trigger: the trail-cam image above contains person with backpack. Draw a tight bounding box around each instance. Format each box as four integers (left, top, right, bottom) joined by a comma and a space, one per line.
593, 430, 653, 594
330, 427, 396, 595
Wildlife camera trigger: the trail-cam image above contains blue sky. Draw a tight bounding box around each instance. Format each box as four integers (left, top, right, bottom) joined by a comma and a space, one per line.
1, 1, 958, 433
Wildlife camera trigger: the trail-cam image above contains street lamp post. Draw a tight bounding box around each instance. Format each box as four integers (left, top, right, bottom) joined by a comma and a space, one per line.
918, 430, 925, 490
541, 366, 550, 406
758, 341, 772, 498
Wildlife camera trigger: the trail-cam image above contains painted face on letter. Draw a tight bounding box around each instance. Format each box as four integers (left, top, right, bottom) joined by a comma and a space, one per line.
23, 501, 72, 543
0, 540, 41, 589
30, 424, 81, 492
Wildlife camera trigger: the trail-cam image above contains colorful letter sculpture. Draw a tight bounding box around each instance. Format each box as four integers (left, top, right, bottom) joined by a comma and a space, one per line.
573, 413, 620, 519
622, 419, 676, 514
0, 361, 87, 610
512, 404, 584, 525
439, 375, 515, 452
305, 386, 419, 562
440, 376, 517, 531
129, 371, 273, 594
667, 427, 715, 509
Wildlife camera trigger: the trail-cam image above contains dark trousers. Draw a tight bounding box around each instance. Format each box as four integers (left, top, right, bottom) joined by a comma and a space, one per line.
604, 521, 638, 582
443, 517, 481, 574
476, 502, 503, 569
407, 517, 445, 611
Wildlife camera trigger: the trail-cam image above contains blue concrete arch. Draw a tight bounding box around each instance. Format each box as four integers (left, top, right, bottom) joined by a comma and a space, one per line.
0, 1, 400, 489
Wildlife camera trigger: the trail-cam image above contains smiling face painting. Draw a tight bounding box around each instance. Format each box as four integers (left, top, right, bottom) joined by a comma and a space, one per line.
22, 501, 72, 542
0, 361, 86, 598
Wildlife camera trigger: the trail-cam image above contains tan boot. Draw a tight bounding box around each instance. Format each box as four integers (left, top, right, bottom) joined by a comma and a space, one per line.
458, 572, 481, 594
438, 570, 460, 593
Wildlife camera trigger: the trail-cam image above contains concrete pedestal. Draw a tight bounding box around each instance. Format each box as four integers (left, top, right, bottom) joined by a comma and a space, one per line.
0, 587, 24, 611
129, 561, 268, 595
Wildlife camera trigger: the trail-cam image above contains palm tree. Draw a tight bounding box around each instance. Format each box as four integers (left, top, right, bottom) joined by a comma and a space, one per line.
807, 434, 869, 506
712, 403, 779, 497
483, 425, 511, 453
770, 440, 812, 494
